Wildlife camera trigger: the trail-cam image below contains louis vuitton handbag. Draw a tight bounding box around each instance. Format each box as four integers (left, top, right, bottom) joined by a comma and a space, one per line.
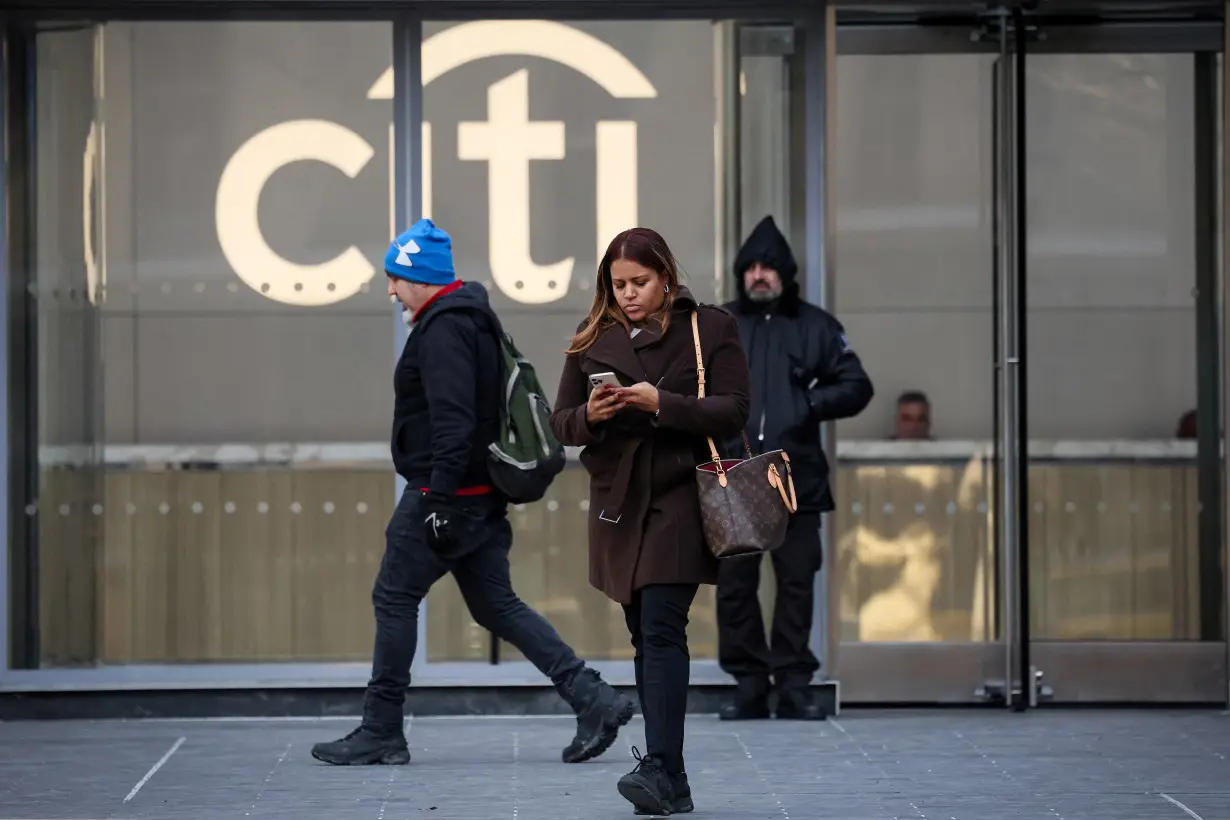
690, 311, 798, 559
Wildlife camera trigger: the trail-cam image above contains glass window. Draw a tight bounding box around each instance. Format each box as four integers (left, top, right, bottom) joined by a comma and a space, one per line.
1025, 54, 1203, 642
29, 25, 105, 668
834, 54, 999, 644
831, 51, 1207, 647
24, 21, 394, 666
416, 20, 722, 662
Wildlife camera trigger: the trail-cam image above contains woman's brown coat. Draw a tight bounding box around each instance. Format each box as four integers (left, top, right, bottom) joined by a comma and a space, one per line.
550, 286, 751, 605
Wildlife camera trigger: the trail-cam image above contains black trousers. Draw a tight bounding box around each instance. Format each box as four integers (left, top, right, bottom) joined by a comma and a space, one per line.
623, 583, 698, 773
364, 488, 585, 731
716, 512, 822, 690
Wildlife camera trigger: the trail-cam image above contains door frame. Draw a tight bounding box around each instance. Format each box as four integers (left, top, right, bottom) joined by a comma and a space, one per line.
0, 4, 1223, 704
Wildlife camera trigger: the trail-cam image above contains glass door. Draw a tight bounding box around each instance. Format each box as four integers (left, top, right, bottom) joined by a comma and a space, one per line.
825, 26, 1006, 704
802, 10, 1226, 706
1018, 30, 1226, 705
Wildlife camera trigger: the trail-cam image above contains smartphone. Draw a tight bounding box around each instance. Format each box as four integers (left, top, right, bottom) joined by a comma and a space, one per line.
588, 371, 622, 391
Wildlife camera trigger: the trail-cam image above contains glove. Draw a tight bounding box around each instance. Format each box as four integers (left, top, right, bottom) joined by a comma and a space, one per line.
789, 360, 817, 392
789, 359, 820, 415
421, 490, 457, 553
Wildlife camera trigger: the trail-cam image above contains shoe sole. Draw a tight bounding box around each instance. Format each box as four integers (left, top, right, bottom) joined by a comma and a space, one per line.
618, 779, 670, 816
310, 748, 411, 766
563, 695, 636, 764
634, 797, 694, 815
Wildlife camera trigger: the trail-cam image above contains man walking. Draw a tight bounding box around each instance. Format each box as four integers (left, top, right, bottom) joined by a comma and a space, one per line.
312, 219, 634, 765
717, 215, 873, 721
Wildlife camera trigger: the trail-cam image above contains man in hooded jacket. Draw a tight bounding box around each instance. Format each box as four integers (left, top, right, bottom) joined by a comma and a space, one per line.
718, 215, 874, 721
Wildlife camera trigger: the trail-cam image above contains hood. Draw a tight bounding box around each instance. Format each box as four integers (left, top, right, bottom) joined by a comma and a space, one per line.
732, 215, 800, 316
411, 280, 492, 325
405, 280, 496, 331
435, 280, 491, 311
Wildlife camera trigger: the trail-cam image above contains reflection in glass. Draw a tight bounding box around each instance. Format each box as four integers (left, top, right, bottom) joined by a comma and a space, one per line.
833, 55, 999, 645
836, 452, 995, 643
831, 54, 1205, 645
27, 21, 394, 666
32, 26, 106, 667
1025, 54, 1202, 641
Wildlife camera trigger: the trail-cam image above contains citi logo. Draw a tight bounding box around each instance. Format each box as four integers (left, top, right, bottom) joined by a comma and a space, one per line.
210, 20, 658, 307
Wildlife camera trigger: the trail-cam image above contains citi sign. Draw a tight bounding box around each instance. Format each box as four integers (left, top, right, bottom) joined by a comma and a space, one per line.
215, 21, 657, 307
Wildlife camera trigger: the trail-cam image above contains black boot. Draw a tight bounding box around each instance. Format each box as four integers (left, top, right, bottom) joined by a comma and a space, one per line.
633, 770, 694, 815
774, 686, 826, 721
618, 747, 680, 816
310, 725, 411, 765
718, 676, 771, 721
558, 667, 636, 763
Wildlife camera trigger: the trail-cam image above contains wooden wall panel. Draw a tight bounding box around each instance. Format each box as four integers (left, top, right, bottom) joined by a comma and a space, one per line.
31, 461, 1204, 665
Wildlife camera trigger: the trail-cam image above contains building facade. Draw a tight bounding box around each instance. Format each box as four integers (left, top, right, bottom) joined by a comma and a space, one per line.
2, 0, 1229, 708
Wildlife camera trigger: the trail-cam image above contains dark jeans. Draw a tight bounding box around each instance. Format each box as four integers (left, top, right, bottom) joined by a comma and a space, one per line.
623, 583, 698, 773
716, 512, 822, 690
364, 488, 585, 731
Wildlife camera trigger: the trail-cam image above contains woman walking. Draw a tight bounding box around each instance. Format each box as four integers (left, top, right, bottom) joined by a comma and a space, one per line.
550, 227, 750, 814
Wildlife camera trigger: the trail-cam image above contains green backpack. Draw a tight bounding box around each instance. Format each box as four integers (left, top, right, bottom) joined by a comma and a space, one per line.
483, 314, 567, 503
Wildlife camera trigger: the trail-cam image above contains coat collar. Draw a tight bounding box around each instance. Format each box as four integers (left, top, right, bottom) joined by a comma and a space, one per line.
584, 285, 699, 380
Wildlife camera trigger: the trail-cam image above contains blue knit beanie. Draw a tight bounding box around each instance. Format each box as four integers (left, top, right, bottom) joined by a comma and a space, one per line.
384, 218, 456, 286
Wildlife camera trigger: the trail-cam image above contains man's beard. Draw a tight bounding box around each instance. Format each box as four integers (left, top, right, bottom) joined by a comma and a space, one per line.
747, 285, 781, 303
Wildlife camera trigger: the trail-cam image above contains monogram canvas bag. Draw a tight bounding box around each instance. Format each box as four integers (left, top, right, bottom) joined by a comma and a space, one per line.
690, 311, 798, 559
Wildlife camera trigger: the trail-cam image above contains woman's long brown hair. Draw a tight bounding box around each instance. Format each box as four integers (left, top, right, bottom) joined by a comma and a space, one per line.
566, 227, 682, 355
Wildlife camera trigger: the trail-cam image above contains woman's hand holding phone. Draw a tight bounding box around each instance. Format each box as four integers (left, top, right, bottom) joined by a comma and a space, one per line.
586, 384, 624, 425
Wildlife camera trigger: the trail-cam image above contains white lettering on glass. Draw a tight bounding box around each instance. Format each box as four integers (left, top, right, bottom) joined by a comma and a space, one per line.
210, 20, 657, 306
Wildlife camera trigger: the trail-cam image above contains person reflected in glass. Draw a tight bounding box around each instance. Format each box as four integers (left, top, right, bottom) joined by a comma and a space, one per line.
550, 227, 751, 815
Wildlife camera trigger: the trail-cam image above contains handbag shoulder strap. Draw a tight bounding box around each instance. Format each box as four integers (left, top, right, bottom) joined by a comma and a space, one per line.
690, 312, 721, 469
691, 311, 706, 399
690, 311, 753, 463
688, 309, 752, 462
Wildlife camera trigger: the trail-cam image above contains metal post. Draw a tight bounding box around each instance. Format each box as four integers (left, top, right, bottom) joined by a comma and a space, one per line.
0, 27, 10, 677
392, 15, 425, 672
713, 20, 740, 305
994, 9, 1021, 711
1194, 53, 1223, 645
990, 55, 1003, 653
1221, 1, 1230, 711
1011, 5, 1031, 713
4, 21, 38, 671
798, 3, 838, 683
392, 16, 423, 321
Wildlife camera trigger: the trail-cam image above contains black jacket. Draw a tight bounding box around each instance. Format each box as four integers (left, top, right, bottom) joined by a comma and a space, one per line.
391, 281, 503, 496
722, 216, 874, 513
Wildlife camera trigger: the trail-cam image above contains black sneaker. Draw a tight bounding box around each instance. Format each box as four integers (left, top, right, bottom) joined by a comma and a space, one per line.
774, 687, 826, 721
310, 725, 411, 765
558, 668, 636, 763
633, 770, 694, 815
618, 747, 678, 816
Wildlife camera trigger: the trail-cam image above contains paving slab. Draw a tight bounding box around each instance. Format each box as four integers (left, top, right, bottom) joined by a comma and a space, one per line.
0, 710, 1227, 820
